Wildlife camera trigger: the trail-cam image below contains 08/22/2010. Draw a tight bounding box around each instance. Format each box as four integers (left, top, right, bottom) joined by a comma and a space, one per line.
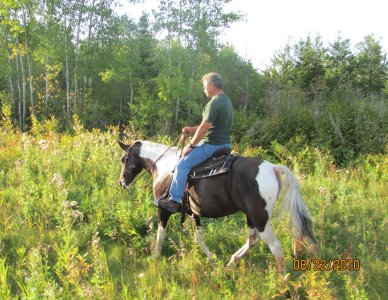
293, 259, 360, 271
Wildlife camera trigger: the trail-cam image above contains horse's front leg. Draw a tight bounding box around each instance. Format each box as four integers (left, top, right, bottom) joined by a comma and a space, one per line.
227, 227, 261, 267
153, 209, 171, 257
193, 215, 215, 262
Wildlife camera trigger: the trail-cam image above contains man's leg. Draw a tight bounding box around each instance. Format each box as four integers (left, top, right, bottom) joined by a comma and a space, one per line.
169, 146, 209, 201
159, 143, 230, 213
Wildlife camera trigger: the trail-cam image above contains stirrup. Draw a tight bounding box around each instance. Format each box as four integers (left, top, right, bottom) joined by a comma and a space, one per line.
153, 192, 168, 207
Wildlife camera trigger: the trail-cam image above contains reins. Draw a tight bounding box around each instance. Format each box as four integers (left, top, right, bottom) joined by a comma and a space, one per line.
125, 133, 187, 189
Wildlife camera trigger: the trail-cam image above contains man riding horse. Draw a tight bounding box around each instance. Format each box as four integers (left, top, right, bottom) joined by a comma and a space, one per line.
158, 72, 233, 213
118, 73, 318, 273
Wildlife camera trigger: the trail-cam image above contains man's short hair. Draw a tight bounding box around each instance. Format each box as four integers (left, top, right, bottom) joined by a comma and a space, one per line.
202, 72, 224, 89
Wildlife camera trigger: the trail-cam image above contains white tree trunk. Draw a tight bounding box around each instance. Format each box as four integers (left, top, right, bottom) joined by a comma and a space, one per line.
6, 48, 14, 101
45, 55, 49, 105
18, 50, 27, 128
86, 0, 96, 87
26, 52, 34, 111
130, 80, 133, 106
64, 15, 71, 121
15, 52, 22, 127
73, 0, 85, 111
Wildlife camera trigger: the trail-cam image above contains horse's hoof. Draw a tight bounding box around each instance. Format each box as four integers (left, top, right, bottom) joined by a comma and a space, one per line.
209, 257, 216, 264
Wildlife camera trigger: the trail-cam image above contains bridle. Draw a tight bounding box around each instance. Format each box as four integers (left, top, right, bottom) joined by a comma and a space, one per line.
121, 133, 187, 189
121, 155, 142, 181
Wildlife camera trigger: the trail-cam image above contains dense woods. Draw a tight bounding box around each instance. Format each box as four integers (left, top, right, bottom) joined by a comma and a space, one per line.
1, 0, 387, 163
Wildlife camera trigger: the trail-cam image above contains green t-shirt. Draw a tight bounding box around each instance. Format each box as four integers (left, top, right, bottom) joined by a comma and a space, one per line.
202, 93, 233, 144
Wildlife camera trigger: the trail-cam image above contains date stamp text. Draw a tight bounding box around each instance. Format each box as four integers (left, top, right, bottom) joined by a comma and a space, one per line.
293, 259, 360, 271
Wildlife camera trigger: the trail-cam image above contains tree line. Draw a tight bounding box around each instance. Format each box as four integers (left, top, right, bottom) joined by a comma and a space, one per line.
1, 0, 387, 163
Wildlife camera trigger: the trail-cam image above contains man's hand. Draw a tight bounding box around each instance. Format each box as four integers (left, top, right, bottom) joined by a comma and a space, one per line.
182, 126, 198, 134
182, 127, 191, 134
180, 121, 212, 157
182, 145, 193, 156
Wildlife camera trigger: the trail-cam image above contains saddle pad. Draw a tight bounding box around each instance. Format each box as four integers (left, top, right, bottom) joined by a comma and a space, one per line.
189, 155, 238, 180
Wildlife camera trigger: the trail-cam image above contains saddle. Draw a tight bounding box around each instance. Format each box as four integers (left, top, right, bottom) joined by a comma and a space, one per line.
188, 148, 238, 181
155, 148, 239, 225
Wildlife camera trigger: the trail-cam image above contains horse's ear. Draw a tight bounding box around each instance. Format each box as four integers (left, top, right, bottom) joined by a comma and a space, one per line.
118, 140, 129, 151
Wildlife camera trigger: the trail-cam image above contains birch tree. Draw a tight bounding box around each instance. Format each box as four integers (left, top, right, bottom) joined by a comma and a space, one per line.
154, 0, 242, 128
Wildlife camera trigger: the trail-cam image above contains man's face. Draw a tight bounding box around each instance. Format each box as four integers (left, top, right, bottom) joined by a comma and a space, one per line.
203, 81, 214, 98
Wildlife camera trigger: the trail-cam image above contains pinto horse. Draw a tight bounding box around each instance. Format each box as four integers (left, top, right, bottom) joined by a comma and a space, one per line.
118, 140, 318, 273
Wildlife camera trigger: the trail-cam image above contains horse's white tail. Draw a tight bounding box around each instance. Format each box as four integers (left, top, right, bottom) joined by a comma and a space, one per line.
274, 165, 318, 256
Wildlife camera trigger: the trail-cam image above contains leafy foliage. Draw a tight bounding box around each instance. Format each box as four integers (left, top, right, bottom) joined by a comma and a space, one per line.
1, 1, 387, 165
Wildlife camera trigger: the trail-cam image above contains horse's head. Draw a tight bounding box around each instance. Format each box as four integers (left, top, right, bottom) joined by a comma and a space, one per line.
118, 140, 144, 188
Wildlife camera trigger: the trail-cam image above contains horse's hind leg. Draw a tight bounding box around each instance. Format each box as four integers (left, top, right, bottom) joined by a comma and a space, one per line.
193, 215, 215, 261
227, 224, 261, 267
293, 237, 304, 257
258, 222, 285, 274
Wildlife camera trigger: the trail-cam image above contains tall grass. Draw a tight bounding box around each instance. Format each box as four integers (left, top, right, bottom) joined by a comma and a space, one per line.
0, 112, 386, 299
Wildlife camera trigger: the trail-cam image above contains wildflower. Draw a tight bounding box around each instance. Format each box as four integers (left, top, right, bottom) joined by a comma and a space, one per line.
92, 232, 100, 246
71, 210, 83, 219
15, 160, 25, 169
318, 186, 327, 194
62, 201, 70, 209
52, 173, 64, 187
70, 201, 78, 208
38, 139, 48, 150
80, 284, 94, 297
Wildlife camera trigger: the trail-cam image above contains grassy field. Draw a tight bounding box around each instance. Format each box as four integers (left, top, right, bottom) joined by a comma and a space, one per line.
0, 115, 387, 299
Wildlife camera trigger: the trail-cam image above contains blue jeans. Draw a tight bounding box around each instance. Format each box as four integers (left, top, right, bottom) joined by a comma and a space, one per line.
169, 143, 231, 202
